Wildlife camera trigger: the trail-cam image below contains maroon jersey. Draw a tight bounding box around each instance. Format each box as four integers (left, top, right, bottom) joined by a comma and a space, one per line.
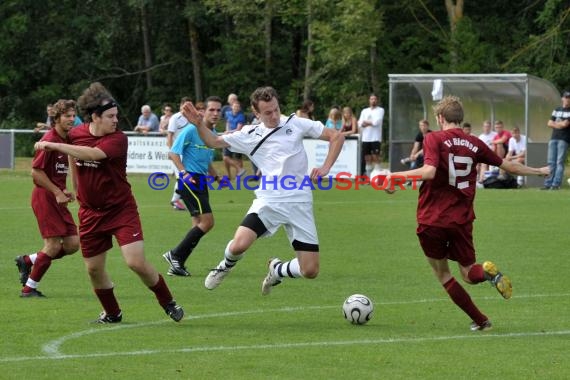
69, 124, 136, 209
32, 128, 69, 190
418, 128, 503, 227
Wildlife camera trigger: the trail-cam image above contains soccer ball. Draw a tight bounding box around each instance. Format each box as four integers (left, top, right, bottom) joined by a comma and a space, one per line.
342, 294, 374, 325
369, 168, 396, 193
369, 168, 390, 187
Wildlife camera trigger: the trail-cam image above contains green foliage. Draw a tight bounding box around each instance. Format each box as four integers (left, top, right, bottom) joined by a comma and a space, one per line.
306, 0, 383, 111
504, 0, 570, 87
1, 0, 570, 131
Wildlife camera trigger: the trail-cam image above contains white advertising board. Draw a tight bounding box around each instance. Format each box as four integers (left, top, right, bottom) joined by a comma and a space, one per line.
126, 135, 360, 176
126, 136, 172, 173
303, 137, 359, 177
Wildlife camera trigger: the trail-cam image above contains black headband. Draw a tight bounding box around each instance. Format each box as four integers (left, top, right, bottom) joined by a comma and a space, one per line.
88, 100, 118, 116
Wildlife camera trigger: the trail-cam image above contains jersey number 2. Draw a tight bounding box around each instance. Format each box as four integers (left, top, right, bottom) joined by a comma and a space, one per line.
448, 154, 472, 189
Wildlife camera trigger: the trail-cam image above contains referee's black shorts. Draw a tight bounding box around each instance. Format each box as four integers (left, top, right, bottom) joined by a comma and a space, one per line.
176, 173, 213, 216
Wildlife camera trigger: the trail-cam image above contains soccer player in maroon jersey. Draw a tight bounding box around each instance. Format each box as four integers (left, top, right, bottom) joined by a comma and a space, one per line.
15, 99, 80, 297
387, 96, 549, 331
34, 82, 184, 323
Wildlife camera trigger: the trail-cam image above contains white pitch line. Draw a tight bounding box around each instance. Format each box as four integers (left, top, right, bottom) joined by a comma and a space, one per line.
0, 293, 567, 363
2, 330, 569, 363
38, 292, 570, 357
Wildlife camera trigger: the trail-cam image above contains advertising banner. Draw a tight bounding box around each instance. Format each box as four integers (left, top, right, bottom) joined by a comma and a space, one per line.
127, 136, 172, 173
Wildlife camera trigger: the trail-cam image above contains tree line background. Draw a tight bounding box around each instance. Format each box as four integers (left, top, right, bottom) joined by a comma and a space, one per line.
0, 0, 569, 142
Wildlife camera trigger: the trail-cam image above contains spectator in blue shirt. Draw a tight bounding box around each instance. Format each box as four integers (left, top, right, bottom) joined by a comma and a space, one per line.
134, 105, 159, 134
223, 101, 246, 178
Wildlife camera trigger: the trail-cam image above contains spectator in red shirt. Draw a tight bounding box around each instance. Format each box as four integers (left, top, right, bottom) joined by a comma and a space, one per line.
491, 120, 512, 158
34, 82, 184, 324
386, 96, 549, 331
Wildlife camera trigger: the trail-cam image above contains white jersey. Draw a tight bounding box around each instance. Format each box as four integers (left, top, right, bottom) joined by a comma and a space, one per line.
222, 114, 324, 202
508, 135, 527, 154
478, 131, 497, 149
167, 111, 189, 141
357, 106, 384, 142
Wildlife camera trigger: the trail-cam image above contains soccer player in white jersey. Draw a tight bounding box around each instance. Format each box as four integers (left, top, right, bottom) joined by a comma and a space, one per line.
182, 86, 345, 295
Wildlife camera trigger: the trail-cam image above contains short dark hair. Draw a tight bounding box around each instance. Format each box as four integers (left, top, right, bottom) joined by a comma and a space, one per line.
206, 95, 223, 105
179, 96, 192, 105
250, 86, 279, 112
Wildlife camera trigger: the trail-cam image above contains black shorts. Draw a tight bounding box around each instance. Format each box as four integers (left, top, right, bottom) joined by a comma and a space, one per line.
362, 141, 381, 156
223, 147, 242, 159
176, 173, 213, 217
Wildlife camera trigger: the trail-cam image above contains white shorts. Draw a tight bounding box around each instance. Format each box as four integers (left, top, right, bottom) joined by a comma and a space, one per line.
247, 198, 319, 246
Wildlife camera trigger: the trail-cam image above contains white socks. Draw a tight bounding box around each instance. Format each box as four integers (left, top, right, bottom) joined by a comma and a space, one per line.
222, 240, 243, 269
275, 258, 302, 278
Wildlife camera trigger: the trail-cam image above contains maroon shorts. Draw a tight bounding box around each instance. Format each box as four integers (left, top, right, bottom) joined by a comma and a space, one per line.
31, 187, 77, 239
416, 223, 475, 267
78, 203, 144, 258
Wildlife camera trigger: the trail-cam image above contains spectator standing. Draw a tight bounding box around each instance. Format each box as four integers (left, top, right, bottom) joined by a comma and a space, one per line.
221, 93, 238, 121
357, 94, 384, 176
134, 105, 159, 134
325, 108, 342, 130
341, 106, 357, 136
73, 114, 83, 127
34, 104, 56, 132
542, 90, 570, 190
296, 99, 315, 120
462, 122, 475, 136
159, 104, 173, 135
34, 82, 184, 323
223, 101, 246, 179
401, 119, 431, 170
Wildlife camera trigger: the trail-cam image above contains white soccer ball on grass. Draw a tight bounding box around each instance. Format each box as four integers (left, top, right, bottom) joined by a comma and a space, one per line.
342, 294, 374, 325
369, 168, 396, 193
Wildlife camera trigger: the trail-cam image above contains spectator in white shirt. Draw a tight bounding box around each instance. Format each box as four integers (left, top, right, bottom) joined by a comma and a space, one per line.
477, 120, 498, 183
357, 94, 384, 176
505, 126, 526, 164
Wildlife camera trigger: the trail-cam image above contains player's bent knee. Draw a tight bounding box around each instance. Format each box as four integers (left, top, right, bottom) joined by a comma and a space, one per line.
199, 219, 214, 232
126, 260, 147, 274
301, 267, 319, 279
86, 266, 104, 279
228, 242, 247, 255
64, 244, 80, 255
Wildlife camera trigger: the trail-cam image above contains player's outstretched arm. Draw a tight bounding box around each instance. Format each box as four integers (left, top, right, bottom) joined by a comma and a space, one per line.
34, 141, 106, 161
383, 165, 436, 194
499, 160, 549, 177
390, 165, 436, 182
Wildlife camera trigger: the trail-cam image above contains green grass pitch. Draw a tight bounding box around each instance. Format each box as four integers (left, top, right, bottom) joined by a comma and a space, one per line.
0, 167, 569, 379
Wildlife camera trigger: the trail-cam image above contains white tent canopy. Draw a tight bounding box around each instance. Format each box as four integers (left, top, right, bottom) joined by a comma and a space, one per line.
388, 73, 560, 186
